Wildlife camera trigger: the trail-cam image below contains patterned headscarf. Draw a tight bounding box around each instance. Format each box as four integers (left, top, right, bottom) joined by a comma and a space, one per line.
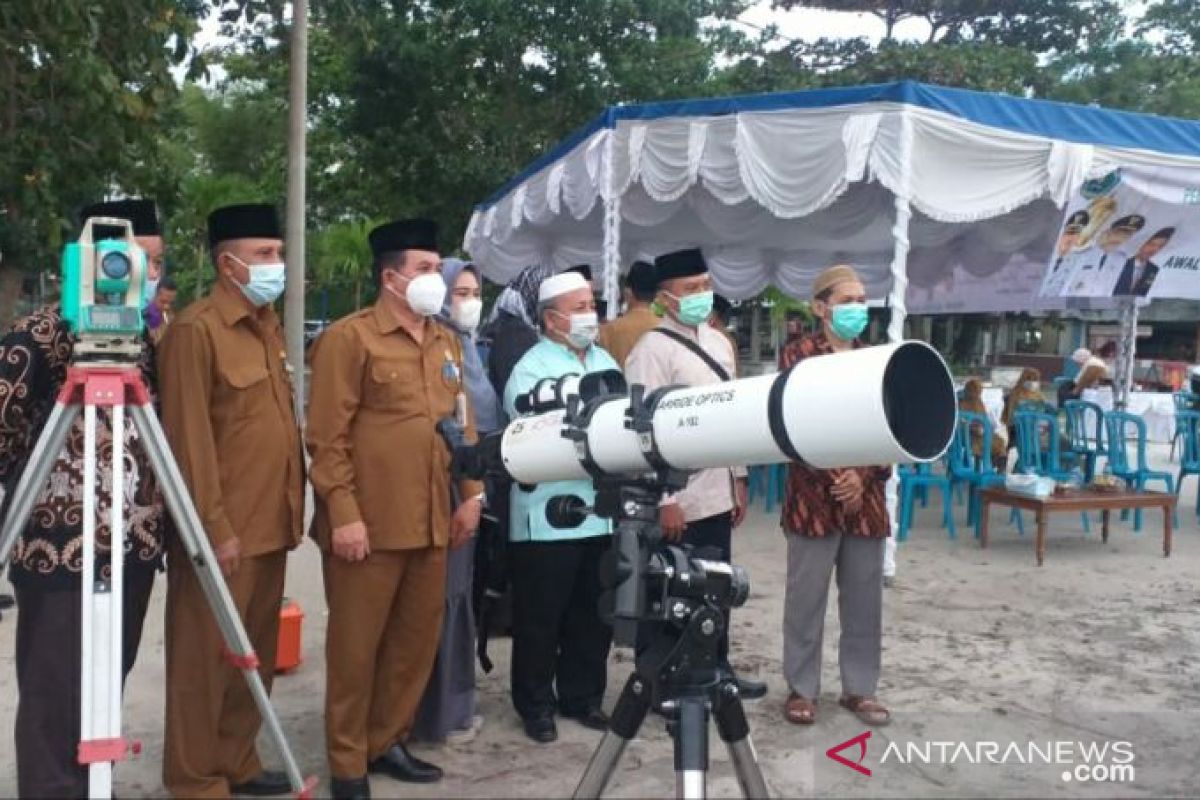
486, 263, 557, 328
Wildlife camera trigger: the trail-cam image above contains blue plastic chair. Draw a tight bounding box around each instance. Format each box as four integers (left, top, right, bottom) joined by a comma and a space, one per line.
1064, 400, 1105, 483
1175, 410, 1200, 522
1103, 411, 1177, 532
1169, 392, 1200, 461
748, 464, 787, 513
947, 412, 1023, 539
897, 463, 956, 541
1014, 411, 1090, 533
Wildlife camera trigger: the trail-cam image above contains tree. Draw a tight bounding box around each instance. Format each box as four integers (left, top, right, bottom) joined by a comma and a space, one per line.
0, 0, 209, 324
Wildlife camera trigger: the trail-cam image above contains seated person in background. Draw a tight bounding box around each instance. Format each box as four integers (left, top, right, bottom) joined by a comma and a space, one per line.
1003, 367, 1045, 448
1061, 345, 1114, 402
960, 378, 1006, 470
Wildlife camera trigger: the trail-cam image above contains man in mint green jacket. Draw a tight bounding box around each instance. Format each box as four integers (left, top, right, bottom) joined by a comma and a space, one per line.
503, 270, 617, 744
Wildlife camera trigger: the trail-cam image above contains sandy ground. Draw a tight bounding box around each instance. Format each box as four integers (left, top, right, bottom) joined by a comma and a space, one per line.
2, 444, 1199, 798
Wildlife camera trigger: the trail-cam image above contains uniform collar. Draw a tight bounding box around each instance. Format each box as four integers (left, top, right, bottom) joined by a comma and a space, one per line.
372, 299, 440, 342
213, 280, 255, 328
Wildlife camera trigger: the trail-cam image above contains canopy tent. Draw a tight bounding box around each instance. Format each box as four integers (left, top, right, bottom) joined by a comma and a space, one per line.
464, 81, 1200, 364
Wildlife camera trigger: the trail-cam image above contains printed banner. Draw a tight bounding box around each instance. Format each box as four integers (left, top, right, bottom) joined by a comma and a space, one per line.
1040, 168, 1200, 300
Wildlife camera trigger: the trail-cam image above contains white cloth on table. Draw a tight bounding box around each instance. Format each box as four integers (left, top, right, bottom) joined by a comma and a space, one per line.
1081, 387, 1175, 442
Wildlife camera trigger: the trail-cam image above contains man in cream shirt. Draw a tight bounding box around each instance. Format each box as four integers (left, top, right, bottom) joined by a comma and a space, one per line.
625, 248, 766, 699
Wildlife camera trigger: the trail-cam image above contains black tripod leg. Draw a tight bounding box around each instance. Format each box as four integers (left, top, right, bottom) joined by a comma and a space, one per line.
573, 672, 653, 799
713, 681, 771, 799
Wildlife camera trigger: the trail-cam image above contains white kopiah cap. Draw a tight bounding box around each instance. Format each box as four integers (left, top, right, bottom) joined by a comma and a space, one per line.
538, 270, 591, 303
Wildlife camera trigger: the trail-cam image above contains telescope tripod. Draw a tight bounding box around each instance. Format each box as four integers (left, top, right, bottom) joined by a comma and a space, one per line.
573, 608, 771, 800
0, 362, 314, 799
573, 485, 770, 800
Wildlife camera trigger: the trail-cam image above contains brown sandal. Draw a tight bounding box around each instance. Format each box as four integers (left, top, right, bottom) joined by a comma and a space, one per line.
784, 692, 816, 725
839, 695, 891, 726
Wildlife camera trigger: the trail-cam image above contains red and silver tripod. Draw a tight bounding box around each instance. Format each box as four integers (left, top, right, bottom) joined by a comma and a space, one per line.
0, 362, 314, 799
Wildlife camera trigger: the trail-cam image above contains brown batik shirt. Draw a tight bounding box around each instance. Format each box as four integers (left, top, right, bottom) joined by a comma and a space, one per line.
0, 307, 164, 589
778, 331, 891, 538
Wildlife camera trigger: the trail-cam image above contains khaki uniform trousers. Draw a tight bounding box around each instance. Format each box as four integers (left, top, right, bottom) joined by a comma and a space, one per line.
164, 549, 287, 799
324, 546, 447, 779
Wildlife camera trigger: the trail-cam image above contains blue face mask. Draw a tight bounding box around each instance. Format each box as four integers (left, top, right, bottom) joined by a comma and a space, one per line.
229, 255, 286, 307
145, 277, 159, 299
830, 302, 868, 341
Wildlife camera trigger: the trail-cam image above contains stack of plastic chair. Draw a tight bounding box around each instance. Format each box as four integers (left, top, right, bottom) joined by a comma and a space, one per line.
1175, 410, 1200, 523
1013, 411, 1091, 533
1103, 410, 1177, 532
897, 463, 956, 541
947, 412, 1022, 539
1063, 400, 1105, 483
1169, 391, 1200, 461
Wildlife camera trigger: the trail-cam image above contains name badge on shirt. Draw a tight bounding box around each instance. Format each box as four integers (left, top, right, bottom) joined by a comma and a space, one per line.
442, 351, 461, 385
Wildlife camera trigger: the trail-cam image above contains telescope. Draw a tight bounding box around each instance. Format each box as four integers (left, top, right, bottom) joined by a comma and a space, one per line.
442, 340, 956, 617
460, 340, 955, 485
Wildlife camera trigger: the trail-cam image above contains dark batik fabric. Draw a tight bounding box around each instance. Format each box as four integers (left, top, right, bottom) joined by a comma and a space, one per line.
778, 331, 890, 538
0, 307, 164, 589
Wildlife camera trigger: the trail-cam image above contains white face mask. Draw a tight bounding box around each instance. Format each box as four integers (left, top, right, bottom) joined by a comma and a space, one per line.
553, 310, 599, 350
389, 272, 446, 317
451, 298, 483, 332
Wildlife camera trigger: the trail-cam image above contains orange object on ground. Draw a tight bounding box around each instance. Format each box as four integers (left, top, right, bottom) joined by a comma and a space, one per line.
276, 598, 304, 673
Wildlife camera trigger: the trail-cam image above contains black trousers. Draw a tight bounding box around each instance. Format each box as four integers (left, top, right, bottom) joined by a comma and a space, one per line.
15, 567, 156, 799
509, 536, 613, 720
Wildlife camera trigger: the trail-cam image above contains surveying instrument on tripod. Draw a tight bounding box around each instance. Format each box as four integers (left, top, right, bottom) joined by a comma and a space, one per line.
0, 217, 313, 799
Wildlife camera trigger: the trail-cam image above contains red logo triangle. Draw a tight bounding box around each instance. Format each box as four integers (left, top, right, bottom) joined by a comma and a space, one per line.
826, 731, 872, 777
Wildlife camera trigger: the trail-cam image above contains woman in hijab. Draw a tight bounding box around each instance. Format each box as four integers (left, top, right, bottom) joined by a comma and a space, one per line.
480, 263, 557, 399
412, 258, 500, 744
960, 378, 1006, 470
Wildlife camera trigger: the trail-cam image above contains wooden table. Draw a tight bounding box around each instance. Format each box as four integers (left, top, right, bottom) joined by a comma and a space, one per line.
978, 487, 1176, 566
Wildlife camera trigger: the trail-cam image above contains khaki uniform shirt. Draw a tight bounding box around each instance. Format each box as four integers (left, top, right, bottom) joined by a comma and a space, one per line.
597, 305, 659, 368
624, 314, 746, 523
157, 281, 304, 557
306, 302, 483, 551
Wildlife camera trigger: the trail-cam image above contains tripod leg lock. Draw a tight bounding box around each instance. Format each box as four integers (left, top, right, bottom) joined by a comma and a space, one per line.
222, 647, 261, 671
78, 736, 141, 765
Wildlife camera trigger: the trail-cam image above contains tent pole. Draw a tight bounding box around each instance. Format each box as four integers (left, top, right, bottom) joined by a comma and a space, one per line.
602, 130, 621, 322
1115, 298, 1137, 409
884, 108, 915, 578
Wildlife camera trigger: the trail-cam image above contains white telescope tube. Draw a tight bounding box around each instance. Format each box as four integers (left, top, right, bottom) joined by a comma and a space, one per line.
500, 341, 956, 485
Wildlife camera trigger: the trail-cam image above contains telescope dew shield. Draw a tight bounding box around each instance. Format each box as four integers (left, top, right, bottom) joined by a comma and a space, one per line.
499, 341, 956, 485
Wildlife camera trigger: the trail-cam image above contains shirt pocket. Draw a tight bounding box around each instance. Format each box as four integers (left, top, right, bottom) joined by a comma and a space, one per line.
365, 358, 417, 410
219, 362, 271, 420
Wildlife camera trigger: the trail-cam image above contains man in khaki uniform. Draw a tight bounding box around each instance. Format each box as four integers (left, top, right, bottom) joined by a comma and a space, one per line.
596, 260, 658, 367
158, 203, 304, 799
306, 218, 483, 800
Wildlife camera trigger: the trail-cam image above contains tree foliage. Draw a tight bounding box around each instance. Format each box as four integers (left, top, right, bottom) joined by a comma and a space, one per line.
0, 1, 207, 282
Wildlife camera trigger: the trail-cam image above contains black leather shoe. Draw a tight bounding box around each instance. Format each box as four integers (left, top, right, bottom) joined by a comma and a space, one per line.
368, 744, 443, 783
736, 677, 768, 700
0, 593, 14, 610
230, 770, 292, 796
565, 707, 609, 731
523, 715, 558, 743
330, 776, 371, 800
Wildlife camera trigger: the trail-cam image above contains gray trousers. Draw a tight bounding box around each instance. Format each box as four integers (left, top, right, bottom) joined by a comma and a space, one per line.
783, 533, 884, 699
